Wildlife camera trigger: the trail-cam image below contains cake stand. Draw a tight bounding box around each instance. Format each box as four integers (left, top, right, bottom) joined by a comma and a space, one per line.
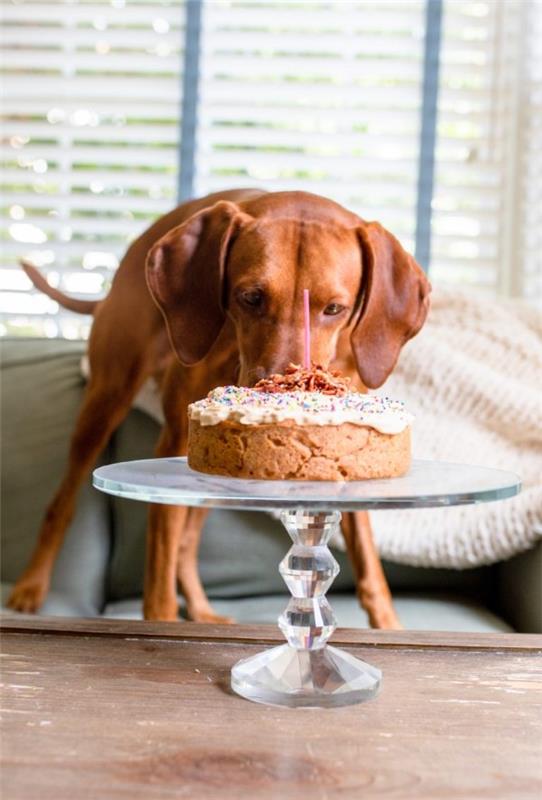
93, 458, 520, 709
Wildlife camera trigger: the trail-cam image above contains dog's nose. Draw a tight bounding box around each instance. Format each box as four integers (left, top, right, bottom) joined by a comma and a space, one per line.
252, 366, 268, 382
238, 365, 268, 387
244, 364, 284, 387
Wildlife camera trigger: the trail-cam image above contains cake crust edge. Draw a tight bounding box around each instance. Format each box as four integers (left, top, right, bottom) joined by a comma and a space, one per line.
188, 418, 411, 481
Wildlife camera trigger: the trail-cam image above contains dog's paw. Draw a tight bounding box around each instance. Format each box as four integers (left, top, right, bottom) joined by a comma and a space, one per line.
370, 610, 404, 631
7, 580, 46, 614
187, 607, 235, 625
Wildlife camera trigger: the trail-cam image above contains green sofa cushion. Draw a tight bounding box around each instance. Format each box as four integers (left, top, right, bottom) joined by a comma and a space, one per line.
102, 592, 512, 633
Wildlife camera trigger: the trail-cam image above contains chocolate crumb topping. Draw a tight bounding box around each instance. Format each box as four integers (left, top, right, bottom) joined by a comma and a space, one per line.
253, 363, 350, 396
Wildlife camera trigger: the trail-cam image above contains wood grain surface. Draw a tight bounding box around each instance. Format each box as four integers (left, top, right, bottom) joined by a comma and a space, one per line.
1, 616, 541, 800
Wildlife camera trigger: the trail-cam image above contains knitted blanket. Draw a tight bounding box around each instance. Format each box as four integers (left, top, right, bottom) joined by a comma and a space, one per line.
86, 287, 541, 569
367, 287, 542, 568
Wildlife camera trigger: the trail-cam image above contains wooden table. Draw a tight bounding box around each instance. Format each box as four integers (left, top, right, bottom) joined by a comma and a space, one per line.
1, 616, 541, 800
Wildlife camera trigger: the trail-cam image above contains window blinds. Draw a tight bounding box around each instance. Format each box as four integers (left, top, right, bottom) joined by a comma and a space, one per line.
1, 0, 539, 339
195, 0, 425, 251
431, 0, 541, 300
519, 0, 542, 303
1, 0, 183, 337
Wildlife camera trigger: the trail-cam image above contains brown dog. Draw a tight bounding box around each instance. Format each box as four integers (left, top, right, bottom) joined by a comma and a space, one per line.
8, 189, 430, 628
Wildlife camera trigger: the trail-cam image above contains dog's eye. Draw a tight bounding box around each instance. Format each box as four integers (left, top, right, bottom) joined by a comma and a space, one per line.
239, 289, 264, 309
323, 303, 345, 316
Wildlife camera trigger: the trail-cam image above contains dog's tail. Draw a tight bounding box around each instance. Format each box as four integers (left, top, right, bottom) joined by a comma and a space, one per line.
21, 260, 100, 315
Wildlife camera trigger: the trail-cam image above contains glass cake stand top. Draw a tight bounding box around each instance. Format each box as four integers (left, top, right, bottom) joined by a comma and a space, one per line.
93, 457, 520, 511
92, 458, 520, 709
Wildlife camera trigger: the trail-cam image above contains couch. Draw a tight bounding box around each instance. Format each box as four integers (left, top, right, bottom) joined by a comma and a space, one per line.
2, 338, 540, 632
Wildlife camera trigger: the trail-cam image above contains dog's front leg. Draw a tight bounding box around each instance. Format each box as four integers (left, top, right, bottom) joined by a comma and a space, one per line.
177, 507, 233, 624
341, 511, 402, 630
143, 498, 233, 624
143, 406, 189, 621
143, 358, 233, 623
143, 504, 187, 621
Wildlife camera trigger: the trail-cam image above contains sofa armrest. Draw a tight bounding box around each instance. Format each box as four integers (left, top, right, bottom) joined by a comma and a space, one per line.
497, 540, 542, 633
1, 339, 112, 616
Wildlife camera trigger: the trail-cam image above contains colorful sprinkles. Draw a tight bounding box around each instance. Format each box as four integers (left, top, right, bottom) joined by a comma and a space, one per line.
193, 385, 407, 414
189, 386, 413, 434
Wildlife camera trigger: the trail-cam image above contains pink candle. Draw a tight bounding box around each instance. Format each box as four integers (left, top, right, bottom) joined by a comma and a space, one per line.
303, 288, 311, 369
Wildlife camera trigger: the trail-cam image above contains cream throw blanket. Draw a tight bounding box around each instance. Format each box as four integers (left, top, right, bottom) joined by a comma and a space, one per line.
367, 286, 542, 568
86, 286, 542, 569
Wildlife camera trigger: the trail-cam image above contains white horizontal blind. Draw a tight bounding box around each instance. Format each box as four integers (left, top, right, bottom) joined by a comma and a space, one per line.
1, 0, 183, 338
430, 0, 542, 300
2, 0, 539, 341
519, 0, 542, 303
430, 1, 502, 288
196, 0, 426, 251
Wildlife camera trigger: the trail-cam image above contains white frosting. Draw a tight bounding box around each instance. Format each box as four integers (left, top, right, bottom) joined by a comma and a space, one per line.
189, 386, 413, 435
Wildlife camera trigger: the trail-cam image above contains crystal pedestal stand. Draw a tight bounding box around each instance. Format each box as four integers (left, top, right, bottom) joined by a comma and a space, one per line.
230, 510, 382, 708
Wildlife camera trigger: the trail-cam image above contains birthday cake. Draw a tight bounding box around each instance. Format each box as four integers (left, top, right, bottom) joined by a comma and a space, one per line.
187, 364, 413, 481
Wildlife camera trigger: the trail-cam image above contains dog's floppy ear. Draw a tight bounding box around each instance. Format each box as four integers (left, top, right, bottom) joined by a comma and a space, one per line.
146, 200, 248, 365
352, 221, 431, 388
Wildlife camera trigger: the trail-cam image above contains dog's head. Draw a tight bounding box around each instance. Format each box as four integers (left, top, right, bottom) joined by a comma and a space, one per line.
146, 192, 431, 388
